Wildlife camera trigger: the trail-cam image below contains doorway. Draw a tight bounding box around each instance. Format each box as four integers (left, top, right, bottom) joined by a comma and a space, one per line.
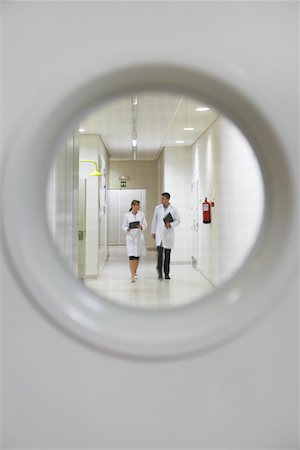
191, 179, 199, 267
107, 189, 147, 245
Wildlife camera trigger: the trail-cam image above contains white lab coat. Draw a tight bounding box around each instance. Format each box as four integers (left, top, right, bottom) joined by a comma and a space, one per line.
151, 204, 180, 249
121, 211, 147, 257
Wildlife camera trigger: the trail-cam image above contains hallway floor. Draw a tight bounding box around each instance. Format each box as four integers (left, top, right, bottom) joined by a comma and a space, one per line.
85, 246, 214, 309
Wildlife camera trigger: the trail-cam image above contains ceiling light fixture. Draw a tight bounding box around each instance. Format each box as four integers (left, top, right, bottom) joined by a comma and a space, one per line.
78, 128, 85, 132
176, 140, 184, 144
184, 127, 195, 131
131, 94, 138, 160
195, 107, 210, 111
132, 94, 138, 106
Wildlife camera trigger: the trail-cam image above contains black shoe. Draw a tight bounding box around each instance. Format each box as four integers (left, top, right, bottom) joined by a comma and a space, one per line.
157, 268, 163, 279
165, 275, 170, 279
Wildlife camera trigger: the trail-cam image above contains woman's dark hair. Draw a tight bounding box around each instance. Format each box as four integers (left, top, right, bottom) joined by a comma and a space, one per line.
129, 200, 140, 212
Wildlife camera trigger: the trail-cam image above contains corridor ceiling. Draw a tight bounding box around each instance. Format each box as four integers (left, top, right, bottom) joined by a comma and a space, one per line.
79, 92, 219, 160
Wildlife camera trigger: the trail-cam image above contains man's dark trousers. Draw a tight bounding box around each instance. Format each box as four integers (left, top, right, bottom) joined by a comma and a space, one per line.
157, 245, 171, 277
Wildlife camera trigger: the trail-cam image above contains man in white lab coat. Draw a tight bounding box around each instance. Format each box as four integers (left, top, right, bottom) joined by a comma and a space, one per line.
151, 192, 181, 279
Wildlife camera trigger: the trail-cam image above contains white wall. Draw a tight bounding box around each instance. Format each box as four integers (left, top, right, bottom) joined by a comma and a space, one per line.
79, 134, 108, 277
160, 115, 264, 282
162, 146, 194, 262
193, 122, 221, 283
218, 117, 264, 281
192, 116, 264, 286
1, 2, 298, 448
47, 133, 108, 279
47, 132, 79, 274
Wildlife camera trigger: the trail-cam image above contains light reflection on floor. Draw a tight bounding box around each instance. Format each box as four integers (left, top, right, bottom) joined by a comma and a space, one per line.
85, 246, 214, 309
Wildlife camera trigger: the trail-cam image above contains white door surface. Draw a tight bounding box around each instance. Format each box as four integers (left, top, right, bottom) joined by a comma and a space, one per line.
1, 3, 298, 449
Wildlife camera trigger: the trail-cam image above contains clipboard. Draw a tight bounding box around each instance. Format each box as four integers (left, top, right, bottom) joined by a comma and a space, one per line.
163, 212, 174, 223
129, 221, 140, 229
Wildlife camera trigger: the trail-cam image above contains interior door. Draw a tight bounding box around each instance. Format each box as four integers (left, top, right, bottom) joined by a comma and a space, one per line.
191, 180, 199, 267
78, 179, 87, 278
107, 189, 146, 244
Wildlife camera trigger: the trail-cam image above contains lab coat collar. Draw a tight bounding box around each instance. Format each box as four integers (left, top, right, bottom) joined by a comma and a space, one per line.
160, 203, 171, 211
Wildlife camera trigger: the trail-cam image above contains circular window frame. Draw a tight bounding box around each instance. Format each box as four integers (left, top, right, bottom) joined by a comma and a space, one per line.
1, 64, 295, 359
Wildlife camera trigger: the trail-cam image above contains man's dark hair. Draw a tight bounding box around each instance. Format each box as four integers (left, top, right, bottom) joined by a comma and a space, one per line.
161, 192, 170, 200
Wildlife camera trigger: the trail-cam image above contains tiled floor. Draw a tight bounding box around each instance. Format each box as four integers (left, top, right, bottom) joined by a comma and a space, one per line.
85, 245, 215, 309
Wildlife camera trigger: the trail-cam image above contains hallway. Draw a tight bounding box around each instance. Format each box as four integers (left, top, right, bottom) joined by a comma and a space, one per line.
85, 245, 214, 308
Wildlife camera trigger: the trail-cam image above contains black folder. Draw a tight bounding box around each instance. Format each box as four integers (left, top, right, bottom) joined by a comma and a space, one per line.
163, 212, 174, 223
129, 221, 140, 229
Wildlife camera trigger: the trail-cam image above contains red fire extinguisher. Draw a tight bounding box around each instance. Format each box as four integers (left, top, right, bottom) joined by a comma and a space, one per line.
202, 197, 211, 223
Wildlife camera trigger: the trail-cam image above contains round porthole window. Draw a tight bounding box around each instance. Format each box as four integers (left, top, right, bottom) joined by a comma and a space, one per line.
46, 90, 265, 310
1, 65, 295, 358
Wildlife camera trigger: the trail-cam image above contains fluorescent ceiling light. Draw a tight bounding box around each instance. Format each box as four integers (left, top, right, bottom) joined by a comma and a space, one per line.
132, 94, 138, 106
175, 140, 184, 144
78, 128, 85, 132
132, 139, 137, 147
195, 107, 210, 111
184, 127, 195, 131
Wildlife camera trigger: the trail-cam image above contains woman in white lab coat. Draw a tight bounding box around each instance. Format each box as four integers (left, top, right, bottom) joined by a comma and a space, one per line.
121, 200, 147, 282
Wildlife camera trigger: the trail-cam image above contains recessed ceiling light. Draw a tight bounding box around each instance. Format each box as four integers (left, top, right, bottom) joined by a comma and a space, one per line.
184, 127, 195, 131
195, 107, 210, 112
175, 140, 184, 144
78, 128, 85, 132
